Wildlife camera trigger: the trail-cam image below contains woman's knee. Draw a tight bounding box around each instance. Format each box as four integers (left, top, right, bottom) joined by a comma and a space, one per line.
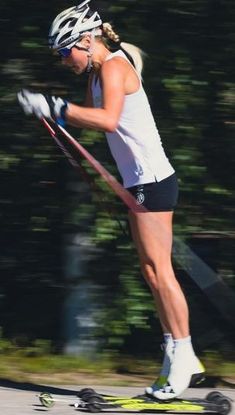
141, 261, 157, 288
141, 261, 176, 292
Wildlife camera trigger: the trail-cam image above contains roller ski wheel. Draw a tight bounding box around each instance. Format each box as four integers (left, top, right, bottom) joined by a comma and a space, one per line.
87, 395, 104, 413
39, 392, 55, 408
77, 388, 96, 399
206, 392, 232, 415
216, 397, 232, 415
206, 391, 223, 402
80, 391, 103, 404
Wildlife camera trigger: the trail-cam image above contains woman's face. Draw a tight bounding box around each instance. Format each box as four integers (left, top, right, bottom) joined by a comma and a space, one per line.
62, 36, 91, 74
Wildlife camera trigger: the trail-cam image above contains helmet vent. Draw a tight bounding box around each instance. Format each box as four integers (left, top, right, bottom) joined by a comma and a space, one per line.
59, 18, 72, 29
59, 32, 72, 45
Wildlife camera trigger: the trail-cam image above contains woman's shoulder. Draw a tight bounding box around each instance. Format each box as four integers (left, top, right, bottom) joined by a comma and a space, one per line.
100, 51, 141, 95
99, 57, 127, 84
101, 53, 131, 77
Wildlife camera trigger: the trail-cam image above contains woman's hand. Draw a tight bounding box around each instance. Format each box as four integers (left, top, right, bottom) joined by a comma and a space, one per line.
17, 89, 68, 126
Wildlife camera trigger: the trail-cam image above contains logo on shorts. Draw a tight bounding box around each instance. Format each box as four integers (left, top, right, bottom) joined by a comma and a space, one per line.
136, 192, 145, 205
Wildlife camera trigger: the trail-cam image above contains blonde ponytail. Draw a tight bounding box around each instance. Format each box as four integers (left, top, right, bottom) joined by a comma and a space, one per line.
102, 22, 120, 43
120, 42, 145, 76
102, 22, 145, 76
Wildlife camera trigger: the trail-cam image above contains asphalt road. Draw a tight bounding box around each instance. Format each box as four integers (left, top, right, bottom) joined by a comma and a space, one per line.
0, 383, 235, 415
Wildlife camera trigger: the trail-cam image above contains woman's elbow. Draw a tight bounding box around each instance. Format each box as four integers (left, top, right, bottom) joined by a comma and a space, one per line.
104, 118, 119, 133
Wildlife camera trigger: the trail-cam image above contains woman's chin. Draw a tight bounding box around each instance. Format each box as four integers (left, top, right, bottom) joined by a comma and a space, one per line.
72, 66, 84, 75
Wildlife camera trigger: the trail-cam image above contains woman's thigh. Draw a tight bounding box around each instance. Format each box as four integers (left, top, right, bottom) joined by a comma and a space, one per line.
128, 211, 174, 268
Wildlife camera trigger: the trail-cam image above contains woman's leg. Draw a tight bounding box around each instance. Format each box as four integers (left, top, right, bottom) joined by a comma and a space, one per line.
128, 210, 189, 339
128, 210, 205, 398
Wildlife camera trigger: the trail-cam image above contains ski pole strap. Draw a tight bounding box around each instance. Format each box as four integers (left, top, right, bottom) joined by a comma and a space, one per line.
46, 95, 68, 127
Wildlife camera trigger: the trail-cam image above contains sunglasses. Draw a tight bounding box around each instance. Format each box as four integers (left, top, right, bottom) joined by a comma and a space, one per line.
57, 45, 88, 58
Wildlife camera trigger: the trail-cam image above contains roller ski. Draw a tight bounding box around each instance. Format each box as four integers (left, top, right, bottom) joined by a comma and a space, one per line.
39, 388, 233, 414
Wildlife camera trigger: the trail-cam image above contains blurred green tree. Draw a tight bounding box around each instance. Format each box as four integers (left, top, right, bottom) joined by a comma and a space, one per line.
0, 0, 234, 357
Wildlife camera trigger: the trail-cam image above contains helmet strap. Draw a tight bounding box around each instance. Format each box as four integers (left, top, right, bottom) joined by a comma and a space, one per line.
86, 54, 93, 73
85, 29, 96, 73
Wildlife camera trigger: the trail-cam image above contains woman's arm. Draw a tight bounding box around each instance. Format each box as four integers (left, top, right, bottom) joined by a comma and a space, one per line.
66, 58, 125, 132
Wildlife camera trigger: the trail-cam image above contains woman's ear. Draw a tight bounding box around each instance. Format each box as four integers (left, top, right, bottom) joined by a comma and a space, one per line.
81, 34, 91, 49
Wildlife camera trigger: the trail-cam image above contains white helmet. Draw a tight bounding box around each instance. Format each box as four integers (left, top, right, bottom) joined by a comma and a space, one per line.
49, 0, 102, 50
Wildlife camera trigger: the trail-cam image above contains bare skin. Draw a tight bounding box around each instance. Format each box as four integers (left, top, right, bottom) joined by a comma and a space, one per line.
128, 211, 189, 338
62, 36, 140, 131
62, 35, 190, 340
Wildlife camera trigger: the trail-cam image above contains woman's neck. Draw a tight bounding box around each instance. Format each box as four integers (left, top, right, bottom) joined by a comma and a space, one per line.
92, 41, 112, 71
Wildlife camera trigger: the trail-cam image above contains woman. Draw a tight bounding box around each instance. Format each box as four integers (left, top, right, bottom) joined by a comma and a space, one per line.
18, 0, 205, 399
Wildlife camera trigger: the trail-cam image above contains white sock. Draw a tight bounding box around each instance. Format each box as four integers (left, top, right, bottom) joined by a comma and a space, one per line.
174, 336, 204, 372
160, 333, 174, 377
168, 336, 196, 393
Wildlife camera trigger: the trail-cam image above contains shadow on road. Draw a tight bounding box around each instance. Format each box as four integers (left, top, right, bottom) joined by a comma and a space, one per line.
0, 378, 78, 395
0, 376, 234, 395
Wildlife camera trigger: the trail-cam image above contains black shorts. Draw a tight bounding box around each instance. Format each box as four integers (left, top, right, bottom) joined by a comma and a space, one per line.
127, 173, 179, 212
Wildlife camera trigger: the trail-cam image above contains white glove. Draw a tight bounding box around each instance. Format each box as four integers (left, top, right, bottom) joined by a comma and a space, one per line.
17, 89, 68, 126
